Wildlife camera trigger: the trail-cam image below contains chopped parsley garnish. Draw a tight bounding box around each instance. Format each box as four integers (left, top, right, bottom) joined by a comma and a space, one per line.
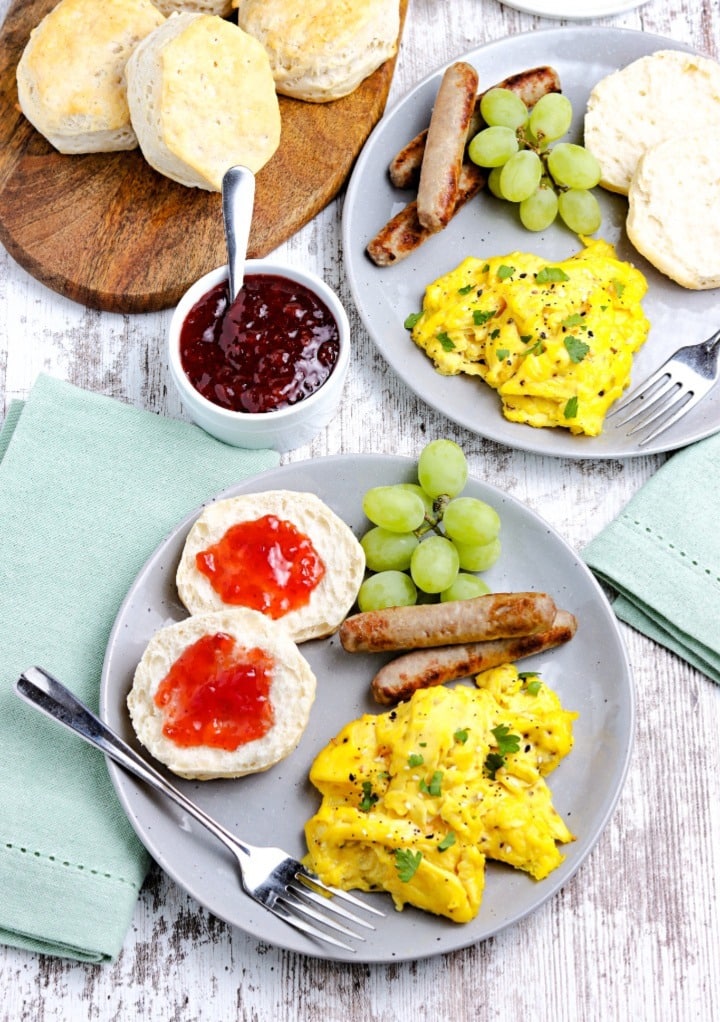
395, 848, 422, 883
564, 395, 579, 419
473, 308, 496, 326
497, 264, 516, 281
490, 328, 501, 340
495, 347, 510, 361
438, 832, 456, 853
564, 335, 590, 363
437, 331, 455, 351
454, 728, 469, 744
612, 278, 626, 298
408, 753, 424, 768
419, 770, 443, 797
525, 338, 546, 357
458, 283, 474, 295
484, 724, 521, 779
520, 334, 533, 343
404, 311, 422, 330
536, 266, 569, 284
562, 313, 586, 328
525, 678, 543, 695
358, 781, 379, 813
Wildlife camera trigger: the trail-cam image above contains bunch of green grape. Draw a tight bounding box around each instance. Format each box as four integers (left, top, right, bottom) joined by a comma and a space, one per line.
356, 439, 501, 612
467, 88, 603, 235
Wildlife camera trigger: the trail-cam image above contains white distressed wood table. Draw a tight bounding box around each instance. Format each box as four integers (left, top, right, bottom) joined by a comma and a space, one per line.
1, 1, 718, 1019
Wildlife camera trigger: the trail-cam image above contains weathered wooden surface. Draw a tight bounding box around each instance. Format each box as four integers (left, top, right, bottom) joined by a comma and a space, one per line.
0, 0, 407, 313
1, 1, 719, 1020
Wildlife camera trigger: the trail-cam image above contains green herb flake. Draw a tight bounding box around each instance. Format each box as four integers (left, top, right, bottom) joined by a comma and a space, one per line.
490, 328, 501, 340
520, 334, 533, 343
612, 278, 626, 299
419, 770, 443, 797
395, 848, 422, 883
482, 263, 490, 273
525, 339, 546, 357
525, 678, 543, 695
454, 728, 469, 744
564, 335, 590, 363
358, 781, 379, 813
404, 312, 422, 330
564, 395, 579, 419
473, 308, 496, 326
484, 752, 506, 781
497, 264, 516, 281
562, 313, 586, 328
484, 724, 521, 779
536, 266, 570, 284
495, 347, 510, 361
458, 283, 474, 295
438, 832, 457, 853
437, 331, 456, 351
408, 753, 424, 768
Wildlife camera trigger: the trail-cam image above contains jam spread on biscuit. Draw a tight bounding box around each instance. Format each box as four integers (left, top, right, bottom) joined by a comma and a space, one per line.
195, 514, 325, 617
179, 275, 339, 413
154, 632, 274, 750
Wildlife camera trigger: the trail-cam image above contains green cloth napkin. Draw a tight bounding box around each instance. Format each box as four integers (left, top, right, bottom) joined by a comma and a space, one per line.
0, 374, 279, 963
583, 430, 720, 685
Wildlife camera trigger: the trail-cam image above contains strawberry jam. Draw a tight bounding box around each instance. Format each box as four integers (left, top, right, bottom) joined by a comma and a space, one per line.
195, 514, 325, 617
179, 275, 340, 413
154, 632, 274, 750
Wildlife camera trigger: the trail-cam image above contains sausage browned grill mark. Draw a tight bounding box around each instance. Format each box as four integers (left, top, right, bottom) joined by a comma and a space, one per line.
416, 61, 479, 232
389, 65, 562, 190
340, 591, 557, 653
370, 609, 578, 705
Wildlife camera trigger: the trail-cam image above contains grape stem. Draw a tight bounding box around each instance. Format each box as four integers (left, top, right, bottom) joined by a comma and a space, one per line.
414, 494, 450, 538
516, 126, 569, 193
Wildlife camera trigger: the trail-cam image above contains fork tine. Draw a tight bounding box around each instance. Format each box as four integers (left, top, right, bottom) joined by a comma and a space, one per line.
608, 371, 676, 424
625, 386, 694, 437
287, 881, 377, 930
635, 390, 703, 446
267, 900, 358, 952
296, 869, 385, 917
279, 890, 369, 941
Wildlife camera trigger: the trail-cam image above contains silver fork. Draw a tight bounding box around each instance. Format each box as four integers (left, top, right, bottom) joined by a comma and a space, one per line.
15, 666, 384, 952
606, 326, 720, 446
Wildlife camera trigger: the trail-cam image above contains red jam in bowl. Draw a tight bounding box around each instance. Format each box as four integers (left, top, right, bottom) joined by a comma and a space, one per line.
179, 274, 340, 414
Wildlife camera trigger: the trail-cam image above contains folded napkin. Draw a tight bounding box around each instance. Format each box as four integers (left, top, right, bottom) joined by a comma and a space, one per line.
583, 430, 720, 685
0, 374, 278, 962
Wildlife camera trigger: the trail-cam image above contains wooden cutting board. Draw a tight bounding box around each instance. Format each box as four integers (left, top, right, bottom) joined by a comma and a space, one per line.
0, 0, 407, 313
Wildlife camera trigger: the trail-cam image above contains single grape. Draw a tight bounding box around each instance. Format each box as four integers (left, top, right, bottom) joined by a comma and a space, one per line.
357, 571, 417, 612
395, 482, 434, 518
443, 497, 501, 546
480, 88, 528, 130
452, 537, 502, 572
528, 93, 573, 144
547, 143, 601, 190
360, 527, 419, 572
487, 166, 504, 198
467, 126, 519, 168
362, 485, 426, 533
557, 188, 602, 234
499, 149, 542, 203
417, 439, 468, 499
519, 183, 559, 231
440, 573, 491, 602
410, 536, 460, 594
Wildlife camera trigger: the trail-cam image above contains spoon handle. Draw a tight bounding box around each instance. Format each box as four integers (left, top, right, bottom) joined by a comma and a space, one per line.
222, 165, 256, 302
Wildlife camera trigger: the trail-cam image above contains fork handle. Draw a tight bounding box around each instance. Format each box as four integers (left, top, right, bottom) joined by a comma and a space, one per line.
15, 666, 252, 858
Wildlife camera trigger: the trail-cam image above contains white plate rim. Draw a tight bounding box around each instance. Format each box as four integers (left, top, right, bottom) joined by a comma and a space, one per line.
499, 0, 648, 19
341, 26, 720, 460
100, 454, 635, 963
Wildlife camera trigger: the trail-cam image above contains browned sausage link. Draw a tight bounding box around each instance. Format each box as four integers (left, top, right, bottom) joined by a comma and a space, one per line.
416, 61, 479, 232
389, 65, 562, 190
340, 592, 557, 653
370, 610, 577, 705
366, 162, 485, 266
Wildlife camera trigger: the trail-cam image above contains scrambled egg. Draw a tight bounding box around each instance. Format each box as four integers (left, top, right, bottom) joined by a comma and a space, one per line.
304, 665, 577, 923
408, 238, 650, 436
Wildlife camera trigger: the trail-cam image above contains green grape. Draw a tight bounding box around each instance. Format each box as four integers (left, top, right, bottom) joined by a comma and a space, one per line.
547, 143, 601, 189
467, 126, 519, 168
443, 497, 501, 546
396, 482, 434, 518
440, 573, 491, 602
417, 439, 468, 499
499, 149, 542, 202
480, 88, 528, 130
487, 166, 504, 198
519, 183, 559, 231
361, 527, 419, 572
357, 571, 417, 612
452, 537, 502, 572
362, 485, 426, 533
410, 536, 460, 594
557, 188, 602, 234
527, 93, 573, 144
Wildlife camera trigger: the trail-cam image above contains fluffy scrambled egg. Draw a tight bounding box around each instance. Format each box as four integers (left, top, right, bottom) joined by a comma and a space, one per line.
408, 238, 650, 436
304, 665, 577, 923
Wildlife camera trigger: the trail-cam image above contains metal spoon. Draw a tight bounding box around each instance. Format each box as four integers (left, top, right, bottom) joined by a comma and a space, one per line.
222, 165, 256, 302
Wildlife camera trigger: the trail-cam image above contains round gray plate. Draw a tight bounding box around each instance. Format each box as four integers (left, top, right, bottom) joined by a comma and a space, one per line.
342, 28, 719, 459
100, 455, 634, 962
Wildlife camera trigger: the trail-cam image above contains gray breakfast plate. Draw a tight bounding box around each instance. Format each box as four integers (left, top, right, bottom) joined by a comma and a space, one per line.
342, 27, 720, 459
100, 455, 634, 962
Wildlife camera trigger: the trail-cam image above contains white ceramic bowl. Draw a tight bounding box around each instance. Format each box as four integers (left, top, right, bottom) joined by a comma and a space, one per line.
168, 260, 350, 451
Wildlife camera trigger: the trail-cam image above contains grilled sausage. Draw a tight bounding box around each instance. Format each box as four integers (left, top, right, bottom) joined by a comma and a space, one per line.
416, 61, 479, 232
370, 609, 577, 705
389, 65, 562, 190
366, 162, 485, 266
340, 592, 557, 653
